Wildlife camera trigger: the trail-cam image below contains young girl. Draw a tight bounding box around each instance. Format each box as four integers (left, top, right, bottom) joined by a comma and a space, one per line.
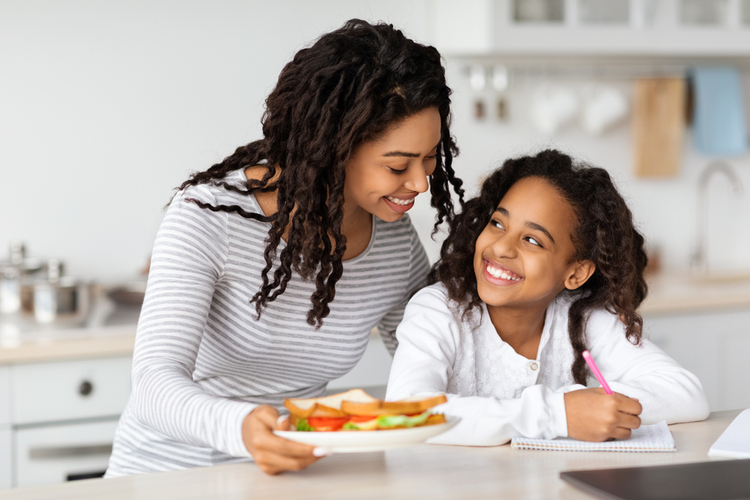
386, 150, 709, 445
106, 20, 463, 477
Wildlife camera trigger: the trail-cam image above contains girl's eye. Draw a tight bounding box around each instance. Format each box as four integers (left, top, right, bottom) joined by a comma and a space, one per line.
388, 167, 407, 175
526, 236, 542, 247
491, 219, 504, 230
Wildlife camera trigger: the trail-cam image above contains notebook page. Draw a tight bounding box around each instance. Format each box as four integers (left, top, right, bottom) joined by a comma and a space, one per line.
708, 409, 750, 459
511, 421, 675, 452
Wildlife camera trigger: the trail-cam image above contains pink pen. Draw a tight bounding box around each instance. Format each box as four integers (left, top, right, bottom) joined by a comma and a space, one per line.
582, 350, 613, 395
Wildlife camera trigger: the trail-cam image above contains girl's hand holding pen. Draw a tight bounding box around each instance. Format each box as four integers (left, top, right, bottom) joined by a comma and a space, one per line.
242, 405, 325, 475
564, 389, 642, 442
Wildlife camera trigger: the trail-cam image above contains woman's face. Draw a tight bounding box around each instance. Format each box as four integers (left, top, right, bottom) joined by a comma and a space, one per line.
473, 176, 591, 312
344, 107, 441, 222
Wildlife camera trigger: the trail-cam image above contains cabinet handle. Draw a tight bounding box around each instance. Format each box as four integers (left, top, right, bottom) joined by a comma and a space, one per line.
78, 380, 94, 396
29, 444, 112, 459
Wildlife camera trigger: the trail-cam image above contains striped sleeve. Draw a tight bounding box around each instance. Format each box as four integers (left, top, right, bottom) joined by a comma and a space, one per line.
377, 220, 430, 355
128, 188, 255, 458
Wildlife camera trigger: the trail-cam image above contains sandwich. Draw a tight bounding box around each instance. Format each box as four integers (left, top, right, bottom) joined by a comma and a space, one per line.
283, 389, 447, 431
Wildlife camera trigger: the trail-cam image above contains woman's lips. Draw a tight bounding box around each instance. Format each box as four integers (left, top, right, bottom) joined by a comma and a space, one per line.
483, 260, 523, 286
383, 194, 416, 213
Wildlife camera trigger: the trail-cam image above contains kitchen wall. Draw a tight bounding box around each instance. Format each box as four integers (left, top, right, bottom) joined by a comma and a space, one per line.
2, 0, 750, 281
0, 0, 429, 281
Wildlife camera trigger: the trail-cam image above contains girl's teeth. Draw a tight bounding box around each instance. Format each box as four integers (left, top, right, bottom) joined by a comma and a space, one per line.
386, 196, 414, 206
487, 264, 520, 281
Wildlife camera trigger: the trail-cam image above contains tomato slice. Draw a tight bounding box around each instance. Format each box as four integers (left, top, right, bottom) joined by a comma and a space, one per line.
349, 415, 377, 423
307, 417, 350, 431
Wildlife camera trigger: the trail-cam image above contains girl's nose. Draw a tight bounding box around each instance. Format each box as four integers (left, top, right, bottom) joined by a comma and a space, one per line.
404, 164, 430, 193
491, 234, 517, 258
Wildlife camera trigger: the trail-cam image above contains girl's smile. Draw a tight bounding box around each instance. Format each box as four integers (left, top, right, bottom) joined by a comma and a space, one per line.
483, 260, 524, 285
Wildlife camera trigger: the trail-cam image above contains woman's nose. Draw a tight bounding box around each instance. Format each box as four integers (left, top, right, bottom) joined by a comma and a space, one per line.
404, 164, 429, 193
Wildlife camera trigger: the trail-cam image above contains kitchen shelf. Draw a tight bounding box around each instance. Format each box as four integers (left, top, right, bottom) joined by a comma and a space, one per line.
430, 0, 750, 57
451, 52, 750, 81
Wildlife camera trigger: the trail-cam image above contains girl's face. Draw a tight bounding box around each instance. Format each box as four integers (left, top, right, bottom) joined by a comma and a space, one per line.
344, 107, 441, 222
473, 176, 594, 312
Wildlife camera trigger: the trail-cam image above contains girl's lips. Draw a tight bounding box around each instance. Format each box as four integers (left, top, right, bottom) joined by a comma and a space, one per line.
483, 260, 524, 286
383, 194, 416, 213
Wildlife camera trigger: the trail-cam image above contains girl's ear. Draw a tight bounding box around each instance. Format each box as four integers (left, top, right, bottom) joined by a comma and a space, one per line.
564, 260, 596, 290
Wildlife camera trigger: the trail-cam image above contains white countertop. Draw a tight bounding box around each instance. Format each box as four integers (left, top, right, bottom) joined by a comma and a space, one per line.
3, 271, 750, 365
0, 410, 740, 500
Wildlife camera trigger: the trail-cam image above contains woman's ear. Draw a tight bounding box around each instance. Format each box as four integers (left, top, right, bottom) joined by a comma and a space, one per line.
564, 260, 596, 290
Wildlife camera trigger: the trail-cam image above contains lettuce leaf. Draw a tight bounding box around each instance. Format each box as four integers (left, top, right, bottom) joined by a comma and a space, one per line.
376, 411, 430, 429
295, 419, 315, 432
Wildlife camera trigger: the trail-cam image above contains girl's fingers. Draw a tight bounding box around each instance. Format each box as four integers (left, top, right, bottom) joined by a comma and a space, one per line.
612, 426, 633, 440
617, 412, 641, 430
613, 393, 643, 416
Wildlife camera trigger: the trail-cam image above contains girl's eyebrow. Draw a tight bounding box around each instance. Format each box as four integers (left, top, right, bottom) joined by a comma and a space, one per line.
382, 141, 441, 158
494, 207, 556, 244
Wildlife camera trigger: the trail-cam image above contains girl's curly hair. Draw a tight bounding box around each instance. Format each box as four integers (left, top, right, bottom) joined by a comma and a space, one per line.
430, 149, 647, 385
178, 19, 464, 328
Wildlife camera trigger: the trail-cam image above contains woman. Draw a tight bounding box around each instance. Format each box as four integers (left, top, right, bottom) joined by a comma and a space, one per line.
105, 19, 463, 477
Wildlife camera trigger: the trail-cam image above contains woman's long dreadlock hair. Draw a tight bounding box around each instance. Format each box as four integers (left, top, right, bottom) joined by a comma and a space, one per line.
429, 150, 647, 385
178, 19, 464, 328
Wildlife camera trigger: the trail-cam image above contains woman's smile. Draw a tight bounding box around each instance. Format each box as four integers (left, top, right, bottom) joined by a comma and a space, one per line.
383, 193, 418, 213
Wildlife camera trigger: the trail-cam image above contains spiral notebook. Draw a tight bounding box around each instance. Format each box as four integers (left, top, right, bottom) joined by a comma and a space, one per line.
511, 421, 675, 452
708, 408, 750, 459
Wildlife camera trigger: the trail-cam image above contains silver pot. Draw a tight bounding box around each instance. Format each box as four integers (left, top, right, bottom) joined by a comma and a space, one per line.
0, 242, 46, 315
20, 259, 92, 327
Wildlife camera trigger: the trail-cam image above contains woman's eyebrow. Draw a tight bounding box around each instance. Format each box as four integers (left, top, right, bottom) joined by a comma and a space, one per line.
382, 141, 440, 158
494, 207, 556, 244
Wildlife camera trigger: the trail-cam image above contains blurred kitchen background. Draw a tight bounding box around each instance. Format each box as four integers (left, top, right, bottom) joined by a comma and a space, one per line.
2, 0, 750, 489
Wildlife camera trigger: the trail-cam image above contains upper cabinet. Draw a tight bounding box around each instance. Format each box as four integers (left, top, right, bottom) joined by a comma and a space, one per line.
429, 0, 750, 55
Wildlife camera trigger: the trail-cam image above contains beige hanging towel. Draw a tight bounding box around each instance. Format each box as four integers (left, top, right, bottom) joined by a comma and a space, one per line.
632, 78, 686, 178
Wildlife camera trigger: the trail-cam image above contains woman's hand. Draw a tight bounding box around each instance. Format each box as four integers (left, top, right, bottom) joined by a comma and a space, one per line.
564, 388, 642, 442
242, 405, 327, 475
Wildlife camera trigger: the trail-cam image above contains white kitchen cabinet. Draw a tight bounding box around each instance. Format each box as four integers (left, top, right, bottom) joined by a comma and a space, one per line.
0, 427, 11, 490
11, 356, 132, 425
430, 0, 750, 55
14, 419, 118, 488
0, 366, 10, 426
0, 355, 132, 490
645, 309, 750, 412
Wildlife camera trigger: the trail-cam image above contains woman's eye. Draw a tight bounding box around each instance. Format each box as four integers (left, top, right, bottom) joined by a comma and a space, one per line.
526, 237, 542, 247
388, 167, 407, 175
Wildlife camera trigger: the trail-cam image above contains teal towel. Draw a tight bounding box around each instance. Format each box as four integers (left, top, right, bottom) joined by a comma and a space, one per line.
691, 67, 748, 156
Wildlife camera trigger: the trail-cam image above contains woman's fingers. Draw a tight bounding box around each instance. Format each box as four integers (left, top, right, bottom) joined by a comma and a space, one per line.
242, 405, 327, 475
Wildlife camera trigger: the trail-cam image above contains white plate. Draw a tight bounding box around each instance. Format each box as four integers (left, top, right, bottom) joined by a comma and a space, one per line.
273, 416, 460, 453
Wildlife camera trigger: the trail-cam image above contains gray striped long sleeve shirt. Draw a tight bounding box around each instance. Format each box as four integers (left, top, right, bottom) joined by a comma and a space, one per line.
105, 169, 430, 476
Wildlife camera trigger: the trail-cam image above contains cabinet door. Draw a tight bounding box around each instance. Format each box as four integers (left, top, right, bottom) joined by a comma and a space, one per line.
0, 366, 9, 426
11, 356, 132, 425
645, 309, 750, 412
723, 330, 750, 411
14, 418, 118, 488
0, 426, 11, 490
